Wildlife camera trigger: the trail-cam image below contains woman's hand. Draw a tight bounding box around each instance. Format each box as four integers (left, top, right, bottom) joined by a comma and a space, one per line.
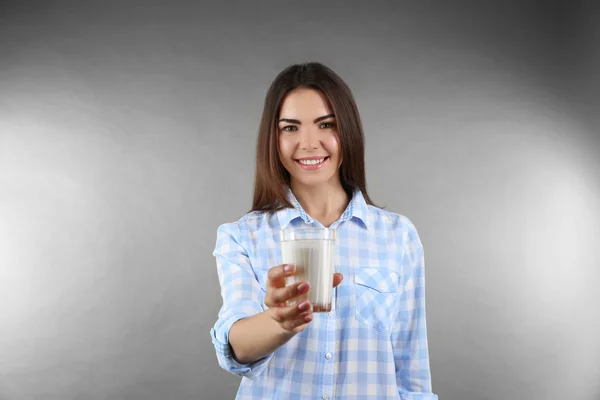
264, 264, 343, 334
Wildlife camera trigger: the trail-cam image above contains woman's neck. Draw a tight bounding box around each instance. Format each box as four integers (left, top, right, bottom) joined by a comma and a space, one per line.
290, 181, 350, 227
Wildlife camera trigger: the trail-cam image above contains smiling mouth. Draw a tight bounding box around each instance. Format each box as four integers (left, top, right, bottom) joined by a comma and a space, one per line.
294, 156, 330, 169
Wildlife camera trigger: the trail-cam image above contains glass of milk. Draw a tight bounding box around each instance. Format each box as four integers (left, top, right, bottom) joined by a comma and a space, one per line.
280, 227, 336, 312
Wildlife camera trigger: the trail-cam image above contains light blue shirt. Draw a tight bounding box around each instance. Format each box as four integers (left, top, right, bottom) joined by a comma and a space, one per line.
210, 188, 438, 399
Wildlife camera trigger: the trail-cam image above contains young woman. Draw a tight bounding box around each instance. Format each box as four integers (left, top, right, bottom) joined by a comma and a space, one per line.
210, 62, 438, 399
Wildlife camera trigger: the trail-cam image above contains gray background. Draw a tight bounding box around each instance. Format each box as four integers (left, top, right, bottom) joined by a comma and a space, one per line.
1, 1, 599, 399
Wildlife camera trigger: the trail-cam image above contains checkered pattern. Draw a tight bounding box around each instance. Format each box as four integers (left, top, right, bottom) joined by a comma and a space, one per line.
354, 268, 399, 331
210, 189, 438, 399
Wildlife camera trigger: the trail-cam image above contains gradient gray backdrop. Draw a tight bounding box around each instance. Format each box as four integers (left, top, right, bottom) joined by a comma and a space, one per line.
1, 1, 599, 399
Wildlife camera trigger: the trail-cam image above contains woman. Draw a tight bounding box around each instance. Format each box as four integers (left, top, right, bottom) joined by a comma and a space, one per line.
210, 62, 438, 399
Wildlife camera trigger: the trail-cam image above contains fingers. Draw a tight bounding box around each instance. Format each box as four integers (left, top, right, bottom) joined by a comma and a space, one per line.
264, 280, 310, 308
270, 300, 314, 331
267, 264, 295, 282
266, 264, 296, 291
333, 273, 343, 288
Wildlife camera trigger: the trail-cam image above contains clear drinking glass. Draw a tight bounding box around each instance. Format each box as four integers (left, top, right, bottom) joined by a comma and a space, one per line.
280, 227, 336, 312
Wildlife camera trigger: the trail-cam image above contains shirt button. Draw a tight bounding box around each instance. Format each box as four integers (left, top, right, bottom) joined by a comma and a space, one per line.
325, 353, 332, 360
328, 311, 333, 317
322, 395, 329, 400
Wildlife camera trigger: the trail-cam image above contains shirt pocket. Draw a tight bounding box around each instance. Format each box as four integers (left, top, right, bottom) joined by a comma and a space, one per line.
354, 267, 400, 331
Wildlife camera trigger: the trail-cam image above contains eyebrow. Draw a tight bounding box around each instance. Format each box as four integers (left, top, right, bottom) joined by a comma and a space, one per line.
278, 114, 335, 124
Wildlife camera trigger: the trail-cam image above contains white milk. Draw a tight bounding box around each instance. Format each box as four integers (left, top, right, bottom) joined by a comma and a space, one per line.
281, 238, 335, 312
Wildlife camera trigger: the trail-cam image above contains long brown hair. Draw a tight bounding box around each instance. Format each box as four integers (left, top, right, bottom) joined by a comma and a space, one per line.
251, 62, 376, 212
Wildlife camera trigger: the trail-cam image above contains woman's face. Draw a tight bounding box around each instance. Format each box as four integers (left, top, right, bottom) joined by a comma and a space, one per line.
277, 88, 341, 189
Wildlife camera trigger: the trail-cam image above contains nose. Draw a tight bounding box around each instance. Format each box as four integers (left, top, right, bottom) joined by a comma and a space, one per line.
299, 127, 320, 151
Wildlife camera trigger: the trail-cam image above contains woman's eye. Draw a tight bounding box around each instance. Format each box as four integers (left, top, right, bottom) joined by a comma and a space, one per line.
320, 122, 336, 129
282, 125, 297, 132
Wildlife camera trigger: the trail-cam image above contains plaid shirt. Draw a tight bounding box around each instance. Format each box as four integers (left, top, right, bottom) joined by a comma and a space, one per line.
210, 188, 438, 399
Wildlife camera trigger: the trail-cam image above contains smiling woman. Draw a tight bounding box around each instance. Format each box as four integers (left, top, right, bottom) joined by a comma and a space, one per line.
209, 62, 438, 400
251, 63, 376, 213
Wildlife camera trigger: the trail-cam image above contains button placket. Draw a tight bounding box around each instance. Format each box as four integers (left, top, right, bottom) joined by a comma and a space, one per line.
322, 291, 335, 400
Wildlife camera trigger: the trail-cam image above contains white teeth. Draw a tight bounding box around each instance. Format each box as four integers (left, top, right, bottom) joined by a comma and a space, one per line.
299, 158, 325, 165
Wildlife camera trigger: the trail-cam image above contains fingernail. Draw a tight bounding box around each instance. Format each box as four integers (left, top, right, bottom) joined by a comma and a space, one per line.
298, 301, 309, 311
304, 314, 313, 323
298, 282, 309, 293
284, 264, 294, 272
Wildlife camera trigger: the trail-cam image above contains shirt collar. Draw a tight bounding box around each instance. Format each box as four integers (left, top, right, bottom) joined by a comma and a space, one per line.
277, 187, 370, 229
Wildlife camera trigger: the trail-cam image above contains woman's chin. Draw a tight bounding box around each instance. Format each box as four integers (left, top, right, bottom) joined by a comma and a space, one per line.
290, 174, 338, 188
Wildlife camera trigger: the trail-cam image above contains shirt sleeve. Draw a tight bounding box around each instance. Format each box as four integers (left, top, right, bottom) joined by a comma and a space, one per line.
209, 221, 273, 378
391, 222, 439, 400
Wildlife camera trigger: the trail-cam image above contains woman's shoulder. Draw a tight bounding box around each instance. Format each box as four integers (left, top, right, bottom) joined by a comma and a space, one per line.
366, 204, 420, 236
